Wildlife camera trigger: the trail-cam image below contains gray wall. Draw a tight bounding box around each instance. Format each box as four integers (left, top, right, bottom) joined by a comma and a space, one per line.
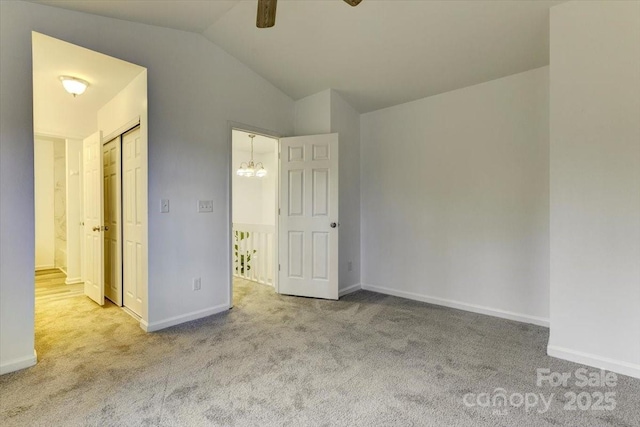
548, 0, 640, 378
360, 67, 550, 325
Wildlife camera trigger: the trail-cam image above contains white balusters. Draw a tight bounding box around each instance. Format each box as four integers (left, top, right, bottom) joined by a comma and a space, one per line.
233, 223, 275, 286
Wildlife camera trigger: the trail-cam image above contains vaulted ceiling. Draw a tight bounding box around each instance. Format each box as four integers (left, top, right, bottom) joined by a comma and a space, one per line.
32, 0, 563, 113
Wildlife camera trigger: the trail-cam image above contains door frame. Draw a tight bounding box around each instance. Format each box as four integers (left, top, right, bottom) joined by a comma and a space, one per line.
227, 121, 282, 308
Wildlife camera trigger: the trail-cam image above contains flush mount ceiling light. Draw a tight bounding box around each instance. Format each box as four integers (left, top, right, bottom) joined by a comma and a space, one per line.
59, 76, 89, 97
237, 134, 267, 178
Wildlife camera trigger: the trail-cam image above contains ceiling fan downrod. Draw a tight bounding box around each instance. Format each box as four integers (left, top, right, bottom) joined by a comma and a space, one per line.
257, 0, 362, 29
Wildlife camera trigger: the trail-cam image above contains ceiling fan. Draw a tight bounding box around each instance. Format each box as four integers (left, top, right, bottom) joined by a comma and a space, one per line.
257, 0, 363, 28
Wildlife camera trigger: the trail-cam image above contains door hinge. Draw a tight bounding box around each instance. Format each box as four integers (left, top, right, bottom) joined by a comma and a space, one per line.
278, 264, 281, 271
278, 208, 280, 215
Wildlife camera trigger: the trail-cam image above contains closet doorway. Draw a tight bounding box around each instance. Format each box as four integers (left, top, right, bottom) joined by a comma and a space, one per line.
86, 126, 144, 317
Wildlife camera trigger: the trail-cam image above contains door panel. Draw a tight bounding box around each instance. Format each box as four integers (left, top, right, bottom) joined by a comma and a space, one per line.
279, 134, 338, 300
103, 137, 122, 306
122, 127, 144, 316
83, 132, 104, 305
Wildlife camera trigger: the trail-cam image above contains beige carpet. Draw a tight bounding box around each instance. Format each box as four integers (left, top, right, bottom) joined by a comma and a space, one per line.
1, 278, 639, 426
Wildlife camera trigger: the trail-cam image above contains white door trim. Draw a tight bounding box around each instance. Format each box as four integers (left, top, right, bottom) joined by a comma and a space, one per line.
227, 121, 282, 308
102, 117, 140, 144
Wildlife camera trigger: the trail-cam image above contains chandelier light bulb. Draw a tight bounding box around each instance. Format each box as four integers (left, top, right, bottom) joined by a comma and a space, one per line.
236, 134, 267, 178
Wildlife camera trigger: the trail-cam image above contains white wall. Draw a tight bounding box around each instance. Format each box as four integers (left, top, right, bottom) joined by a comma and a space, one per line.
260, 152, 277, 226
232, 150, 277, 226
293, 89, 362, 293
232, 154, 263, 225
65, 138, 83, 283
53, 139, 66, 272
0, 0, 294, 372
360, 67, 550, 325
548, 1, 640, 378
34, 138, 55, 270
294, 90, 331, 135
97, 71, 146, 140
330, 91, 361, 292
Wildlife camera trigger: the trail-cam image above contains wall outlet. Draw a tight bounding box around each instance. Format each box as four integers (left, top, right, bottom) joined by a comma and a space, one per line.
192, 277, 201, 291
160, 199, 170, 213
348, 261, 353, 272
197, 200, 213, 213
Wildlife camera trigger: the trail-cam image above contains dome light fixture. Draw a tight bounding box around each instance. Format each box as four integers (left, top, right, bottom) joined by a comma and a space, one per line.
237, 134, 267, 178
59, 76, 89, 97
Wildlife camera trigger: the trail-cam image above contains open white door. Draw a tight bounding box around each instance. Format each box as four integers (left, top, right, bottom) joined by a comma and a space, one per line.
279, 133, 339, 300
122, 126, 144, 317
82, 132, 104, 305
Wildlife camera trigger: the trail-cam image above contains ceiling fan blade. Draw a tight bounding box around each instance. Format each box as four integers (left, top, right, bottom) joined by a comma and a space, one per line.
344, 0, 363, 6
257, 0, 277, 28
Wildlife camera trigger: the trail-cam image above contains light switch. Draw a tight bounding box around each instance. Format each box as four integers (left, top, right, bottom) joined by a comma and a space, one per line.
160, 199, 170, 213
197, 200, 213, 213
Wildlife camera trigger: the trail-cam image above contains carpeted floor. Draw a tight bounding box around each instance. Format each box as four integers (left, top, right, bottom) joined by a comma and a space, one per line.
1, 279, 639, 427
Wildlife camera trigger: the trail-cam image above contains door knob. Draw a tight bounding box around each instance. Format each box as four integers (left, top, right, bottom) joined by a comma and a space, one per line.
92, 226, 101, 232
330, 222, 338, 228
104, 226, 109, 231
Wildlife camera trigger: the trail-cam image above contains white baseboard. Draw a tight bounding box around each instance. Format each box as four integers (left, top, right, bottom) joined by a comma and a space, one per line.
35, 264, 55, 271
65, 277, 83, 285
0, 349, 37, 375
339, 283, 361, 297
547, 345, 640, 380
140, 303, 229, 332
361, 283, 549, 327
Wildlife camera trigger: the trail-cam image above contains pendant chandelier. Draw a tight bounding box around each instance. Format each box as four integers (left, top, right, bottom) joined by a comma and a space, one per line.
237, 134, 267, 178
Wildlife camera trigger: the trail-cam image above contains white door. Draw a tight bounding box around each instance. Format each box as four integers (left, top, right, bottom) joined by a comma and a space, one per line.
103, 137, 122, 306
82, 132, 104, 305
122, 127, 144, 316
279, 133, 339, 300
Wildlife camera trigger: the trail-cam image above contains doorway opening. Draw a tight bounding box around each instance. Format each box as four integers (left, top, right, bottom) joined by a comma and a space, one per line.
231, 129, 279, 301
32, 32, 149, 338
229, 129, 341, 304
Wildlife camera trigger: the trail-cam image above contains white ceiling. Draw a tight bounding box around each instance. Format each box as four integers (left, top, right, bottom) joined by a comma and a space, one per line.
33, 32, 146, 138
233, 129, 278, 154
32, 0, 563, 113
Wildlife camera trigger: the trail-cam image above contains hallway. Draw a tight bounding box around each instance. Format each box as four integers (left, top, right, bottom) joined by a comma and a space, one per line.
35, 269, 83, 303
